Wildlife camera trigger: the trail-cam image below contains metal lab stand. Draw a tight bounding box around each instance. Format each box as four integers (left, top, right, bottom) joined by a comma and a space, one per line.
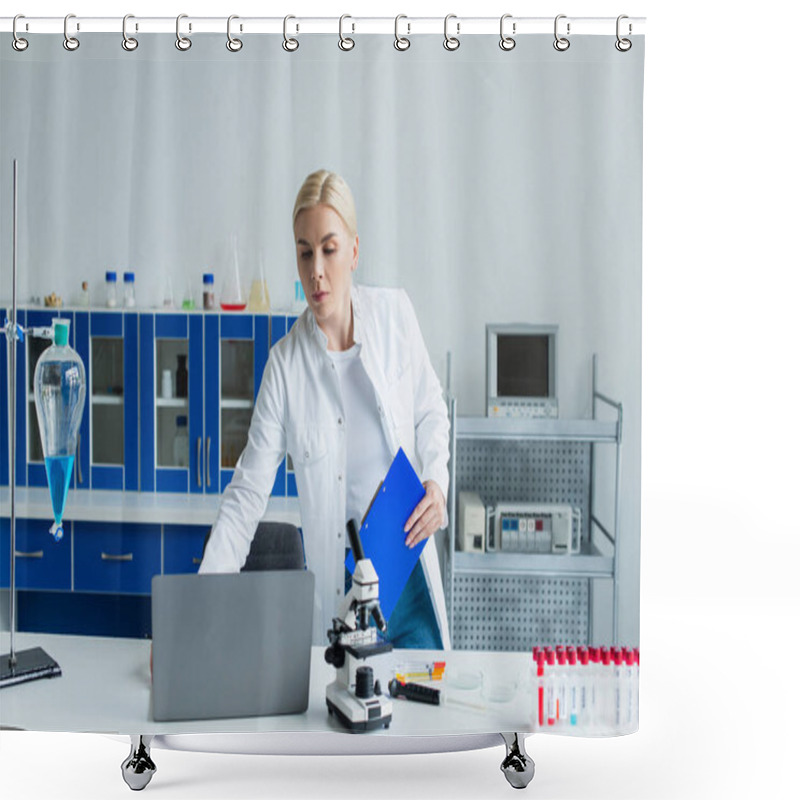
445, 356, 623, 649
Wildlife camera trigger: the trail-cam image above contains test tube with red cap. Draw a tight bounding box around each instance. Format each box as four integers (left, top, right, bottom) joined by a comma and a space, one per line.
611, 648, 624, 730
545, 649, 557, 726
600, 647, 612, 731
556, 648, 568, 724
577, 647, 590, 726
536, 651, 546, 727
567, 648, 579, 725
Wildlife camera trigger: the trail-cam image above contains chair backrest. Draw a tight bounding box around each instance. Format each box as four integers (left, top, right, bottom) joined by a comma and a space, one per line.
203, 522, 305, 572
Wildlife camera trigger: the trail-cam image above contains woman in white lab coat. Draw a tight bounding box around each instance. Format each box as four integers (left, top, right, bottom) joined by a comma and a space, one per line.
200, 169, 451, 649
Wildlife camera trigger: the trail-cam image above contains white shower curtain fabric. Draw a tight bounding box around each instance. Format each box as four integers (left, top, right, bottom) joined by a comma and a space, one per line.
0, 29, 644, 734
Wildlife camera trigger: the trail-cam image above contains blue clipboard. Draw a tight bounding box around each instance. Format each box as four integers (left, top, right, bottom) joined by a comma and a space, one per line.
344, 448, 426, 623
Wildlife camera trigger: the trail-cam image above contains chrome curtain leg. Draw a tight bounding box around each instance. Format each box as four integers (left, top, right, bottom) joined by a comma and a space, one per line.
500, 732, 535, 789
121, 735, 157, 791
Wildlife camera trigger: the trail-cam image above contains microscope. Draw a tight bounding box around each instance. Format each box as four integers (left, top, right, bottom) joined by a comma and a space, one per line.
325, 519, 393, 731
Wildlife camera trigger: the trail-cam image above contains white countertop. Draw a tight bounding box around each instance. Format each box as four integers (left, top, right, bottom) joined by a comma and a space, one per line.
0, 487, 301, 527
1, 632, 537, 738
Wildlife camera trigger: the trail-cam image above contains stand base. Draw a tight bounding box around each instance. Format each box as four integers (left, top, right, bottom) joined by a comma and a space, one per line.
0, 647, 61, 689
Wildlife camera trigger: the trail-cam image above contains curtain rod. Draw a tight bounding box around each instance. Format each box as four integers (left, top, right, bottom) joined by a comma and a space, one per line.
1, 16, 646, 36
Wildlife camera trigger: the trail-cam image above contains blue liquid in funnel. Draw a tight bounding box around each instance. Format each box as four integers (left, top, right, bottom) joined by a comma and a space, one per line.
45, 455, 75, 524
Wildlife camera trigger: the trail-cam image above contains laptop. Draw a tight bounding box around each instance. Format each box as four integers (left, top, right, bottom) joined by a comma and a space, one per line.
151, 570, 315, 722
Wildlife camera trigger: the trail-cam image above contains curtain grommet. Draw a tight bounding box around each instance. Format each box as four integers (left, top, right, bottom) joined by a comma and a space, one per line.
226, 15, 243, 52
553, 14, 570, 51
443, 14, 460, 51
12, 15, 29, 52
283, 15, 299, 52
175, 14, 192, 51
499, 14, 516, 51
615, 15, 632, 51
394, 15, 410, 51
63, 13, 80, 51
338, 15, 355, 51
122, 14, 139, 51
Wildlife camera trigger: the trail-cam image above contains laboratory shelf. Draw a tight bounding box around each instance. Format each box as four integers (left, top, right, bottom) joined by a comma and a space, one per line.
453, 542, 613, 579
0, 487, 301, 527
455, 415, 618, 443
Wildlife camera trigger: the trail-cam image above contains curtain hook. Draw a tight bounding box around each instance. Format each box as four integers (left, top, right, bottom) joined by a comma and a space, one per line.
499, 14, 516, 51
615, 15, 632, 52
443, 14, 460, 51
122, 14, 138, 51
283, 15, 299, 52
63, 13, 80, 51
553, 14, 570, 52
12, 15, 29, 52
176, 14, 192, 51
227, 15, 243, 52
339, 14, 355, 51
394, 15, 410, 51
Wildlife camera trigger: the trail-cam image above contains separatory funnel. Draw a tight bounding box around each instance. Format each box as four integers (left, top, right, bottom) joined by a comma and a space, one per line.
33, 318, 86, 542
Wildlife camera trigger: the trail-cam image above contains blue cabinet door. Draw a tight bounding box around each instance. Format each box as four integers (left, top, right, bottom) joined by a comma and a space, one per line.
0, 518, 71, 591
83, 311, 138, 490
73, 521, 161, 594
269, 315, 299, 497
163, 524, 208, 574
140, 313, 201, 493
0, 308, 8, 487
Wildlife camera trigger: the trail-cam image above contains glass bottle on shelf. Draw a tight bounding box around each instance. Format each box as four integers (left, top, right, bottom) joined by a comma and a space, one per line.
203, 273, 216, 310
173, 415, 189, 467
33, 319, 86, 541
176, 354, 188, 398
123, 271, 136, 308
105, 271, 118, 308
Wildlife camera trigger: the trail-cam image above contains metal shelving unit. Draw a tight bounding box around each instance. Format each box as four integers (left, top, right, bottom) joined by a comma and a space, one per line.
444, 356, 623, 650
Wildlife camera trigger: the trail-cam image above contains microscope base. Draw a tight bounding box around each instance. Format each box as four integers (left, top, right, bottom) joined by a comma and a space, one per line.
326, 684, 392, 732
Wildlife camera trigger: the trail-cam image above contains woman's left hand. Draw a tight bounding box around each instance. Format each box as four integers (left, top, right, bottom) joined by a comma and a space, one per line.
404, 480, 446, 548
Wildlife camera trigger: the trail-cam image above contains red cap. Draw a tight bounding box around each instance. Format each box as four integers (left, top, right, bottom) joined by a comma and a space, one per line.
634, 648, 640, 665
589, 647, 599, 662
613, 649, 623, 665
537, 652, 546, 674
532, 646, 540, 661
601, 649, 611, 666
625, 650, 635, 666
557, 650, 567, 665
579, 649, 589, 666
547, 650, 556, 665
568, 650, 577, 665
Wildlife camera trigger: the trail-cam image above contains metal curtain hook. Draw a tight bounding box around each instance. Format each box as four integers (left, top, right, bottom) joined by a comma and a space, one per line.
63, 13, 80, 51
339, 14, 355, 51
615, 15, 632, 51
394, 14, 410, 51
176, 14, 192, 51
122, 14, 138, 51
227, 15, 243, 51
12, 15, 29, 52
499, 14, 516, 51
443, 14, 460, 51
283, 15, 299, 51
553, 14, 570, 52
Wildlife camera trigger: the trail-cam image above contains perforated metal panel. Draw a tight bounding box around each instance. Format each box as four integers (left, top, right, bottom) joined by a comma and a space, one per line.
450, 575, 589, 651
455, 440, 591, 540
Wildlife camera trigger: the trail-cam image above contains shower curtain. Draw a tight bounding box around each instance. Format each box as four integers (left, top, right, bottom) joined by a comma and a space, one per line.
1, 21, 644, 742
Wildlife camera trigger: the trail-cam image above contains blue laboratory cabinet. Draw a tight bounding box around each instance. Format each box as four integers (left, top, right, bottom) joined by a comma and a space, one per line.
2, 307, 298, 495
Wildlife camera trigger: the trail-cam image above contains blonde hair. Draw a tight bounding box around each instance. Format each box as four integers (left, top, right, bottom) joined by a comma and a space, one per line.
292, 169, 358, 238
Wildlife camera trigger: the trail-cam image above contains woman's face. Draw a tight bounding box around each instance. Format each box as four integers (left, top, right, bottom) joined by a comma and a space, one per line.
294, 203, 358, 333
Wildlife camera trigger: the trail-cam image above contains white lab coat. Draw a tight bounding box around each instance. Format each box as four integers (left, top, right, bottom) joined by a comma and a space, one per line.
200, 284, 452, 648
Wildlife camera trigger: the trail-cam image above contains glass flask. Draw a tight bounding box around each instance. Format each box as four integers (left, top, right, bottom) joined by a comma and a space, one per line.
220, 234, 247, 311
33, 318, 86, 542
247, 253, 270, 312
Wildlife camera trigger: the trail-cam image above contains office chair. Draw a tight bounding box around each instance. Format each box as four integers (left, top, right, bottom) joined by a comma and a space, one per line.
202, 522, 305, 572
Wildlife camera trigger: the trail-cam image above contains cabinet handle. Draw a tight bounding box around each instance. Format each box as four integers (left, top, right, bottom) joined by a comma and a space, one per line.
76, 433, 83, 484
197, 437, 203, 488
206, 437, 211, 487
15, 550, 44, 559
192, 557, 202, 565
101, 552, 134, 562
